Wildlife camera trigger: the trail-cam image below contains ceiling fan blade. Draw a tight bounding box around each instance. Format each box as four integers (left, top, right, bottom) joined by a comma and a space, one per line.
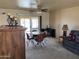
41, 9, 48, 12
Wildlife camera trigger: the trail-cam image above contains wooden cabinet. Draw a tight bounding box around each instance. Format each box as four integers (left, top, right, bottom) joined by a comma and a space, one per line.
0, 26, 26, 59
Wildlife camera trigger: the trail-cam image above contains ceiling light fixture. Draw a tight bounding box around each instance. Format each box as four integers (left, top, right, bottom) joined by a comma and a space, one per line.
17, 0, 37, 8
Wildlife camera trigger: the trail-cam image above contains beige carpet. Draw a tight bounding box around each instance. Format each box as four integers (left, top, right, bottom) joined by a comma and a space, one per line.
26, 37, 79, 59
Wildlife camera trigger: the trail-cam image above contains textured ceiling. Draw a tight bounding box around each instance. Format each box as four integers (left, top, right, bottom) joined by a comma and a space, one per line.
0, 0, 79, 10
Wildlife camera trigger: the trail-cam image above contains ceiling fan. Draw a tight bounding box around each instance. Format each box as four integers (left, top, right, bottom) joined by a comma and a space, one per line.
29, 0, 48, 13
37, 5, 48, 12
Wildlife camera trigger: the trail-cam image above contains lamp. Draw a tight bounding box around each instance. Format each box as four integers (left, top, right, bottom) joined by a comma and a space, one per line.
62, 24, 68, 37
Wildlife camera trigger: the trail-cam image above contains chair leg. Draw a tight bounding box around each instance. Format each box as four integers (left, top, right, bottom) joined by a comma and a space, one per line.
37, 42, 40, 45
42, 42, 45, 46
36, 42, 44, 47
31, 40, 35, 45
26, 40, 29, 47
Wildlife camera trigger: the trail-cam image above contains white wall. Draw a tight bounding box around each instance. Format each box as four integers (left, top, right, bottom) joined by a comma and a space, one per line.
42, 12, 49, 28
50, 6, 79, 38
0, 8, 29, 26
0, 8, 49, 28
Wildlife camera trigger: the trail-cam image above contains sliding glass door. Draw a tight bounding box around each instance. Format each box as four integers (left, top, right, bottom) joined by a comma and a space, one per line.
20, 16, 40, 36
31, 17, 40, 35
20, 18, 31, 34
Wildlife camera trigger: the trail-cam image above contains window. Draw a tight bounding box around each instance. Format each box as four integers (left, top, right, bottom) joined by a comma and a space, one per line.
20, 18, 30, 34
31, 17, 40, 35
20, 17, 40, 36
32, 17, 39, 28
